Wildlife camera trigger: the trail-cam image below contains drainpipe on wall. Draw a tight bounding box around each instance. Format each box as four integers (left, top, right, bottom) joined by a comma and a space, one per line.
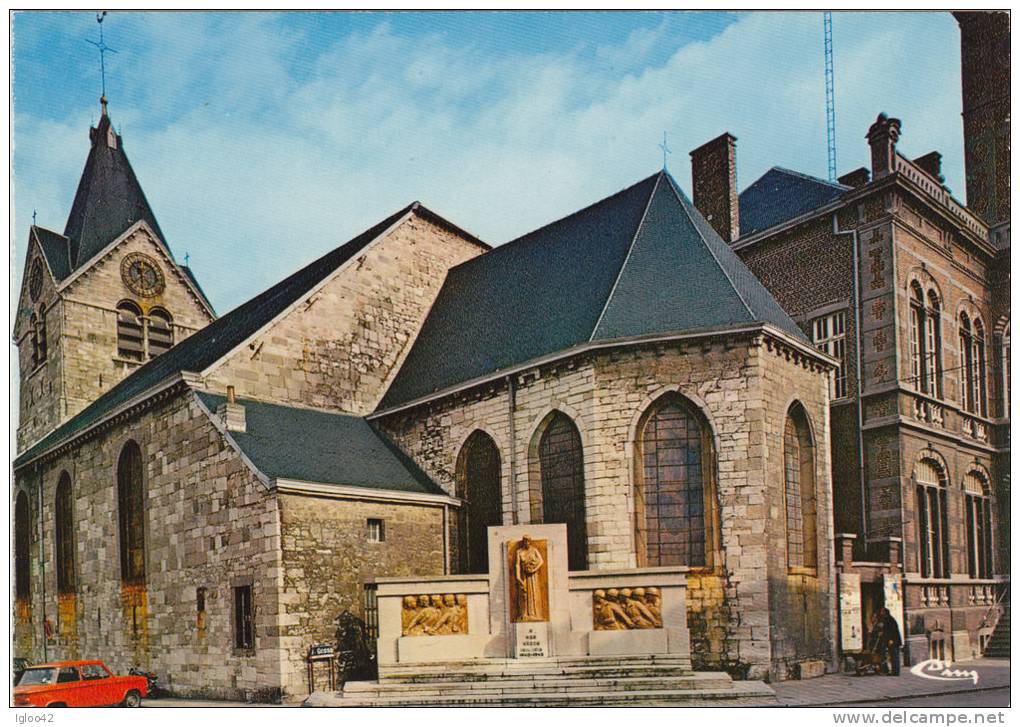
832, 213, 869, 548
506, 375, 519, 525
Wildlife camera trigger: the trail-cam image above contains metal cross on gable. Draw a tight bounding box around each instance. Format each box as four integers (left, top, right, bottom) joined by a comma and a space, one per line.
86, 12, 117, 100
658, 131, 672, 171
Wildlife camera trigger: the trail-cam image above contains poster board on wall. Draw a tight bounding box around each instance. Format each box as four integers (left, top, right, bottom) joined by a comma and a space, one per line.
839, 572, 863, 651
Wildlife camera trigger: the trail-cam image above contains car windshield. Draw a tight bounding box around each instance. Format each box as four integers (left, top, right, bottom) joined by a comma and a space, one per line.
18, 668, 57, 686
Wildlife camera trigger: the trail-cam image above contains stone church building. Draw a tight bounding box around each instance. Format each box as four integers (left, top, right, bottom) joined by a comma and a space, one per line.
13, 94, 838, 697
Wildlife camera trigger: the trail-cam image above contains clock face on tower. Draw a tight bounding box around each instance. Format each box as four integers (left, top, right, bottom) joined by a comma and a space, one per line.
28, 259, 43, 302
120, 252, 165, 298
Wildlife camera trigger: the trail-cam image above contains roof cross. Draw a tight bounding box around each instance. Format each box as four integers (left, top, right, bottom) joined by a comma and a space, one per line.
32, 210, 37, 226
86, 12, 117, 101
184, 252, 190, 267
658, 131, 672, 171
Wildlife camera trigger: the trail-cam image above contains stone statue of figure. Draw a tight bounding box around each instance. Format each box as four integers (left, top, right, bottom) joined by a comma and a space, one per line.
514, 535, 545, 622
644, 587, 663, 624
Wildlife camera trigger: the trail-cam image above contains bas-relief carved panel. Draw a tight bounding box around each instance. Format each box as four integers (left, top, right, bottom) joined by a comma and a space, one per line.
593, 587, 663, 630
507, 536, 549, 623
400, 594, 469, 636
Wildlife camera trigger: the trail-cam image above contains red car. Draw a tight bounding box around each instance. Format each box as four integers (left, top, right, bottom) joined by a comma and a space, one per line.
13, 660, 148, 708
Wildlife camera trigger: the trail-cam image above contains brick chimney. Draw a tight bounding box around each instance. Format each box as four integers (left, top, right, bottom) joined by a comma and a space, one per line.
913, 152, 944, 183
690, 132, 739, 243
837, 167, 870, 189
866, 113, 902, 178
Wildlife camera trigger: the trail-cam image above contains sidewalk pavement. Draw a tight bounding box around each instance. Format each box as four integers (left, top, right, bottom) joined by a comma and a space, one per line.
140, 658, 1010, 708
767, 658, 1010, 707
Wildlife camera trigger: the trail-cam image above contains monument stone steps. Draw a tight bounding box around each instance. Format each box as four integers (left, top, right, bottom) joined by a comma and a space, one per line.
342, 672, 735, 696
306, 679, 775, 707
377, 655, 694, 682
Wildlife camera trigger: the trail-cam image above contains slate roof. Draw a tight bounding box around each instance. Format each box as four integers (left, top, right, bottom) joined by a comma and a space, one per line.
180, 265, 216, 315
14, 202, 416, 469
63, 109, 168, 270
195, 392, 444, 495
738, 167, 850, 237
379, 170, 808, 410
32, 226, 74, 283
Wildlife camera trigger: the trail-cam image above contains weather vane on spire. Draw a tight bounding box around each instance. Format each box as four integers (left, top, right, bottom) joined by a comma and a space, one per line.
658, 131, 672, 172
86, 12, 117, 104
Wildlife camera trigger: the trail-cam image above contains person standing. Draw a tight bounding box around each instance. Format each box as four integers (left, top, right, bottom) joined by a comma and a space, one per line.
880, 607, 902, 676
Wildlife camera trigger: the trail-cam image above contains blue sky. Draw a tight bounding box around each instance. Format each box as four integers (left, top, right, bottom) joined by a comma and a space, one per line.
12, 10, 965, 317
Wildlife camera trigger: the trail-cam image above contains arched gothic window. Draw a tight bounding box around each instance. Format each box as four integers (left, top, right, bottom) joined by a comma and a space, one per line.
925, 291, 942, 398
960, 314, 987, 416
963, 471, 993, 579
15, 490, 31, 601
117, 301, 144, 361
635, 394, 715, 569
538, 413, 588, 570
455, 431, 502, 574
909, 284, 941, 397
55, 472, 77, 594
915, 458, 949, 578
148, 308, 174, 358
1001, 322, 1011, 417
784, 403, 817, 570
117, 441, 146, 584
973, 318, 987, 417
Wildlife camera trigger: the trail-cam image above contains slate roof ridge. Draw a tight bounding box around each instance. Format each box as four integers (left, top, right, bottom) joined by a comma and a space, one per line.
14, 202, 416, 469
761, 166, 852, 192
589, 171, 665, 341
445, 171, 662, 276
409, 201, 492, 251
662, 172, 756, 323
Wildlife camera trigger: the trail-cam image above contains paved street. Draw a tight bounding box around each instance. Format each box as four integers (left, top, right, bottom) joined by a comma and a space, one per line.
853, 687, 1009, 708
768, 658, 1010, 707
139, 658, 1009, 708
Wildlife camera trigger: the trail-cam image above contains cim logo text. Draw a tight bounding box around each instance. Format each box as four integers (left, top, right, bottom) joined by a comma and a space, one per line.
909, 659, 979, 685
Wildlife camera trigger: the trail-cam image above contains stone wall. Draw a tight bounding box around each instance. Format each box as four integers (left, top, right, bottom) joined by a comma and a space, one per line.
377, 332, 835, 680
205, 213, 485, 415
16, 226, 213, 452
276, 493, 446, 697
12, 391, 285, 701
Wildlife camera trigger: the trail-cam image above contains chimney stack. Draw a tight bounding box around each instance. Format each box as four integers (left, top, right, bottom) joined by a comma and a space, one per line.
866, 113, 902, 178
837, 167, 870, 189
217, 385, 246, 433
690, 132, 740, 243
913, 152, 944, 184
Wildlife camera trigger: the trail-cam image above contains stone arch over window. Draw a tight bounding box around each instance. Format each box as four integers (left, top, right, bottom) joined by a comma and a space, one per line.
531, 410, 588, 571
55, 471, 77, 595
784, 402, 818, 570
633, 392, 719, 570
117, 440, 146, 585
117, 300, 144, 361
455, 430, 503, 574
15, 489, 31, 601
913, 456, 949, 579
147, 307, 174, 358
